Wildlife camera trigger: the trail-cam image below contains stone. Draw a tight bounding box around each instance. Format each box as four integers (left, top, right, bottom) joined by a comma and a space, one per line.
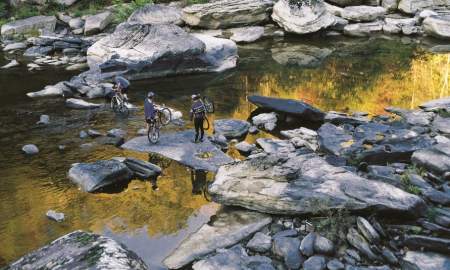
248, 95, 325, 122
86, 129, 102, 138
1, 16, 56, 38
281, 127, 317, 139
122, 131, 233, 172
22, 144, 39, 155
46, 210, 65, 222
381, 247, 398, 265
163, 209, 271, 269
247, 232, 272, 253
273, 229, 298, 238
356, 217, 380, 244
303, 255, 326, 270
4, 230, 147, 270
383, 23, 402, 34
325, 111, 369, 126
27, 82, 71, 98
87, 23, 237, 80
68, 160, 133, 192
66, 62, 88, 71
3, 42, 27, 51
403, 235, 450, 254
107, 128, 126, 138
128, 4, 183, 25
209, 152, 426, 216
300, 232, 316, 257
252, 112, 278, 131
385, 107, 433, 126
272, 0, 336, 34
97, 136, 125, 147
1, 59, 20, 69
420, 97, 450, 111
79, 130, 88, 139
36, 114, 50, 125
23, 46, 54, 57
65, 98, 102, 109
341, 6, 386, 22
256, 138, 295, 154
325, 2, 344, 16
313, 234, 335, 256
420, 10, 439, 20
398, 0, 450, 14
346, 228, 378, 260
271, 44, 333, 68
214, 119, 250, 139
411, 143, 450, 177
123, 157, 162, 179
235, 141, 257, 155
401, 251, 450, 270
327, 0, 380, 6
182, 0, 273, 29
84, 11, 113, 35
272, 236, 303, 269
382, 0, 398, 11
433, 115, 450, 134
327, 259, 345, 270
69, 17, 84, 29
227, 26, 265, 43
344, 22, 383, 37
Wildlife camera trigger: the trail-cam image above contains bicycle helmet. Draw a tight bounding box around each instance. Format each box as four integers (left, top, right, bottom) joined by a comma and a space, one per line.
114, 76, 130, 89
147, 91, 155, 98
191, 94, 200, 100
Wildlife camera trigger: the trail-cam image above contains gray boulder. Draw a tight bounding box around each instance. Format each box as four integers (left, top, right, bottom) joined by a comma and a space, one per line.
246, 232, 272, 253
398, 0, 450, 14
1, 16, 56, 38
1, 59, 20, 69
69, 18, 84, 29
227, 26, 265, 43
68, 160, 133, 192
22, 144, 39, 155
303, 255, 326, 270
65, 98, 102, 109
84, 11, 113, 35
314, 234, 335, 255
300, 232, 316, 257
327, 259, 345, 270
356, 217, 380, 244
23, 46, 54, 57
4, 230, 147, 270
163, 209, 271, 269
256, 138, 295, 154
3, 42, 27, 51
87, 23, 237, 80
27, 82, 70, 98
128, 4, 183, 25
403, 235, 450, 254
271, 44, 333, 68
123, 157, 162, 179
424, 15, 450, 40
432, 115, 450, 134
347, 228, 378, 260
272, 236, 303, 269
214, 119, 250, 139
235, 141, 257, 155
401, 251, 450, 270
325, 111, 369, 126
411, 143, 450, 177
344, 22, 383, 37
46, 210, 65, 222
382, 0, 398, 11
341, 6, 386, 22
209, 152, 426, 216
182, 0, 274, 29
272, 0, 336, 34
420, 97, 450, 111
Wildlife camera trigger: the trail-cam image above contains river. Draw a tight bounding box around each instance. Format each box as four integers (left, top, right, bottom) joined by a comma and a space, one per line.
0, 34, 449, 269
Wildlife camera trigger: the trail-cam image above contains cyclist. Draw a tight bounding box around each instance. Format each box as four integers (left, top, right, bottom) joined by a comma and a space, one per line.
113, 76, 130, 102
144, 91, 156, 130
190, 94, 206, 143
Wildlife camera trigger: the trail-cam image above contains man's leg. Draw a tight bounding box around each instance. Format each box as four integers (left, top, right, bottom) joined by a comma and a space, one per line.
199, 118, 205, 142
194, 118, 200, 142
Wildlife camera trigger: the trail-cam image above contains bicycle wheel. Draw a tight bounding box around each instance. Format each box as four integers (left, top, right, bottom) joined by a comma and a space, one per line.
159, 108, 172, 126
111, 96, 119, 112
203, 96, 215, 113
118, 104, 129, 117
147, 124, 160, 144
203, 117, 210, 130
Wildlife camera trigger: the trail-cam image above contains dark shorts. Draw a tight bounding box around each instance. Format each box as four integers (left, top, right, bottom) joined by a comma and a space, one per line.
146, 118, 156, 124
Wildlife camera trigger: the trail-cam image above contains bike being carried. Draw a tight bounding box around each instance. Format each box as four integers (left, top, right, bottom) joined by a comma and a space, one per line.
145, 91, 172, 144
189, 94, 215, 143
111, 76, 131, 117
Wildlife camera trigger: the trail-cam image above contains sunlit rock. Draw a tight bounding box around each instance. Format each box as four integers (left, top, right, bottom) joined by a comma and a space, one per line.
344, 22, 383, 37
65, 98, 102, 109
271, 44, 333, 68
398, 0, 450, 14
1, 16, 56, 38
401, 251, 450, 270
412, 143, 450, 177
341, 6, 386, 22
128, 4, 183, 25
84, 11, 113, 35
423, 15, 450, 40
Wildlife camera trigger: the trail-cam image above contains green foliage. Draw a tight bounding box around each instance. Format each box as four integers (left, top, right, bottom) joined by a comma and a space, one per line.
400, 173, 422, 195
184, 0, 209, 5
288, 0, 320, 8
112, 0, 153, 23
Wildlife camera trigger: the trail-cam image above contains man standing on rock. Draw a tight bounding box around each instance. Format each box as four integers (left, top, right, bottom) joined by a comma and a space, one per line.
190, 94, 206, 143
145, 91, 156, 130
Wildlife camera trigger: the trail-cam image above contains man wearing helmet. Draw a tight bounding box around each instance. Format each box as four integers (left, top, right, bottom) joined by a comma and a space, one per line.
145, 91, 156, 129
190, 94, 206, 143
113, 76, 130, 102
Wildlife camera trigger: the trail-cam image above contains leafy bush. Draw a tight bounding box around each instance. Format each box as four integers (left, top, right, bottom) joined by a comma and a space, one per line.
113, 0, 153, 23
184, 0, 209, 5
0, 2, 8, 19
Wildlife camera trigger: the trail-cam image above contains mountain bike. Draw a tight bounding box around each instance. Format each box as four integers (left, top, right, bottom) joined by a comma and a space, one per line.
201, 96, 214, 130
147, 106, 172, 144
111, 93, 129, 117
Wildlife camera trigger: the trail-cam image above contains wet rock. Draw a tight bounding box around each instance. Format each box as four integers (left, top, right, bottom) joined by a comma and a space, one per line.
22, 144, 39, 155
164, 209, 271, 269
385, 107, 433, 126
344, 22, 383, 37
24, 46, 54, 57
65, 98, 102, 109
122, 130, 233, 172
68, 160, 133, 192
403, 235, 450, 254
97, 136, 125, 147
381, 247, 398, 265
271, 44, 333, 68
5, 230, 147, 269
398, 0, 450, 14
401, 251, 450, 270
79, 130, 88, 139
314, 234, 335, 256
87, 23, 237, 80
412, 143, 450, 177
357, 217, 380, 244
272, 236, 303, 269
227, 26, 265, 43
325, 111, 369, 126
247, 232, 272, 253
248, 95, 325, 122
3, 42, 27, 51
69, 17, 84, 29
123, 157, 162, 179
274, 229, 298, 238
327, 259, 345, 270
300, 232, 316, 257
182, 0, 273, 29
84, 11, 113, 35
46, 210, 65, 222
252, 112, 278, 131
341, 6, 386, 22
128, 4, 183, 25
235, 141, 257, 155
1, 16, 56, 38
107, 128, 126, 138
36, 114, 50, 125
303, 255, 326, 270
346, 228, 378, 260
1, 59, 20, 69
272, 0, 336, 34
214, 119, 250, 140
87, 129, 102, 137
209, 152, 426, 216
66, 62, 88, 71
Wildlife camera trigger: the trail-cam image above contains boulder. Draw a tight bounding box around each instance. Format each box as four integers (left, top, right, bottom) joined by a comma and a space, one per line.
347, 228, 378, 260
122, 130, 233, 172
4, 230, 147, 270
327, 259, 345, 270
327, 0, 380, 6
272, 236, 303, 269
69, 18, 84, 29
271, 0, 336, 34
192, 245, 274, 270
1, 59, 20, 69
420, 97, 450, 111
256, 138, 295, 154
344, 22, 383, 37
68, 160, 133, 192
235, 141, 257, 155
107, 128, 127, 138
23, 46, 54, 57
300, 232, 316, 257
65, 98, 102, 109
271, 44, 333, 67
324, 111, 369, 126
128, 4, 183, 25
37, 114, 50, 125
341, 6, 386, 22
398, 0, 450, 14
303, 255, 326, 270
182, 0, 274, 29
382, 0, 398, 11
209, 152, 426, 216
412, 143, 450, 177
3, 42, 27, 51
123, 157, 162, 179
1, 16, 56, 38
214, 119, 250, 139
227, 26, 265, 43
432, 115, 450, 134
163, 209, 271, 269
87, 23, 238, 80
248, 95, 325, 122
84, 11, 113, 35
246, 232, 272, 253
46, 210, 65, 222
22, 144, 39, 155
27, 82, 72, 98
356, 217, 380, 244
314, 234, 335, 255
423, 15, 450, 40
401, 251, 450, 270
252, 112, 277, 131
403, 235, 450, 254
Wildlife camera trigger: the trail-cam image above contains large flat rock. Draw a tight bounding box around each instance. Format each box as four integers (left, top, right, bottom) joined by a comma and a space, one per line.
163, 209, 271, 269
4, 230, 148, 270
122, 131, 233, 172
1, 16, 56, 38
412, 143, 450, 177
209, 152, 426, 216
